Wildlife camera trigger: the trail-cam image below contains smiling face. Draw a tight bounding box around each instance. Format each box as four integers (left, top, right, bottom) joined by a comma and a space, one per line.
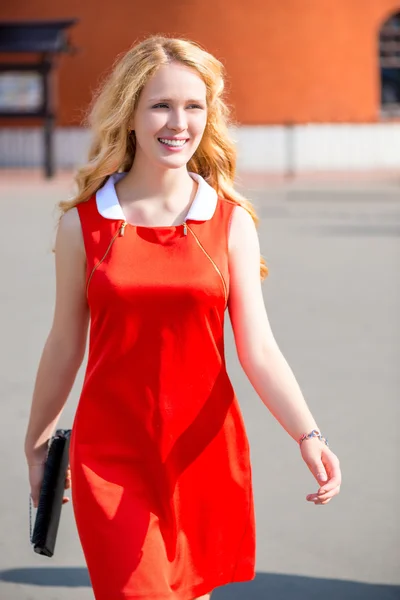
130, 62, 208, 170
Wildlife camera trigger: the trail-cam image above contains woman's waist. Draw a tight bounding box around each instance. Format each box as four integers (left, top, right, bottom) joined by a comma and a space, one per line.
76, 372, 235, 427
72, 374, 238, 455
81, 357, 231, 401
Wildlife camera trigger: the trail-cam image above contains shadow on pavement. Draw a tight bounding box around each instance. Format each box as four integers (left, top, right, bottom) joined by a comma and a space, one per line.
0, 569, 399, 599
213, 574, 400, 600
0, 567, 89, 587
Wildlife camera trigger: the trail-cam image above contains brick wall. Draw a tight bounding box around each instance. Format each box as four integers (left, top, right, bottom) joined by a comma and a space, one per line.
1, 0, 400, 125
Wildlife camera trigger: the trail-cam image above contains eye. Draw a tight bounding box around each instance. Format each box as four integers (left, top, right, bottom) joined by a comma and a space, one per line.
151, 103, 205, 110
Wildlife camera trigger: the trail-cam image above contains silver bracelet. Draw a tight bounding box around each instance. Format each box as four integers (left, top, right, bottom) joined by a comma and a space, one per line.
298, 429, 329, 447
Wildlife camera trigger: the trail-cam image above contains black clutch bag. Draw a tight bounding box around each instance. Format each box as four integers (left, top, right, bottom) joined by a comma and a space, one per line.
29, 428, 72, 557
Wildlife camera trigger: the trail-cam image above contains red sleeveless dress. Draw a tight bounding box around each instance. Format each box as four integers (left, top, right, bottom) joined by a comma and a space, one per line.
69, 174, 255, 600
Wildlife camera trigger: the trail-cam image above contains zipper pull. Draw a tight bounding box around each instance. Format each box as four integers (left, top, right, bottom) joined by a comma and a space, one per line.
120, 222, 127, 236
183, 222, 187, 236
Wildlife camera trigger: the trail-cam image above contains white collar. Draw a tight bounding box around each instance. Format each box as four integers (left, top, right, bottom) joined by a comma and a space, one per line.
96, 172, 218, 222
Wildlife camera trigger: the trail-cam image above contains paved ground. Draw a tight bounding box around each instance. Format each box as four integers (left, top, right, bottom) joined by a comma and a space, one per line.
0, 171, 399, 599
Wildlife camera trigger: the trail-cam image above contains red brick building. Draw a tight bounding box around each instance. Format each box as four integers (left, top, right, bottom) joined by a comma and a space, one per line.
2, 1, 400, 171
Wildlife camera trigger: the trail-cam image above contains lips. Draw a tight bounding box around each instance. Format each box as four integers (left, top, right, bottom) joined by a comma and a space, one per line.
158, 138, 189, 144
158, 138, 189, 150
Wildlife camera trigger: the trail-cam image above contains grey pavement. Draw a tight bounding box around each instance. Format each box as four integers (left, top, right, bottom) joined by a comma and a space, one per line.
0, 172, 399, 599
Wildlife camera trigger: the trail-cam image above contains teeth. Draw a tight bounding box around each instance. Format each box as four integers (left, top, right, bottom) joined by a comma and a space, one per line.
159, 138, 187, 147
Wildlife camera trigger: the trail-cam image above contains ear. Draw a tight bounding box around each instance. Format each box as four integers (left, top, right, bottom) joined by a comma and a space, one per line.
127, 114, 135, 132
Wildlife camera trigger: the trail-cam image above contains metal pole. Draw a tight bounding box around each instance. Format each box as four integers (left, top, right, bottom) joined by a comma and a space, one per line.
42, 56, 55, 178
44, 114, 55, 178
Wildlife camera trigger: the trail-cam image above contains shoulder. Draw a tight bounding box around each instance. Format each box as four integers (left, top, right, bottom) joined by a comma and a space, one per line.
59, 206, 80, 228
56, 207, 85, 253
59, 206, 82, 236
217, 196, 255, 226
228, 203, 259, 253
58, 194, 99, 238
214, 196, 251, 230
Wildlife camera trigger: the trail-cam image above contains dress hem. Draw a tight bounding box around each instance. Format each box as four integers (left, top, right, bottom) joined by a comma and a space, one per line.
95, 570, 256, 599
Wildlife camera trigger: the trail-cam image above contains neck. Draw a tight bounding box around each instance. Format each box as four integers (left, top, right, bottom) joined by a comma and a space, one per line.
120, 154, 195, 207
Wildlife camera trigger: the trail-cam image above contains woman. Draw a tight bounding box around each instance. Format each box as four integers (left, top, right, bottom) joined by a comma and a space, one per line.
25, 36, 341, 600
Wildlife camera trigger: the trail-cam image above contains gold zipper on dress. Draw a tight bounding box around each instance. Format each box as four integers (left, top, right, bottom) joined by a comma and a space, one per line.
86, 221, 127, 296
186, 224, 228, 306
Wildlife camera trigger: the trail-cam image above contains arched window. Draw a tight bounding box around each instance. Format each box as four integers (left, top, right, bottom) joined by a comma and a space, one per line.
380, 12, 400, 115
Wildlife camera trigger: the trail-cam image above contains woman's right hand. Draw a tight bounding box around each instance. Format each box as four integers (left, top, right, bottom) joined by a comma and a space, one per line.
28, 464, 45, 508
28, 463, 71, 508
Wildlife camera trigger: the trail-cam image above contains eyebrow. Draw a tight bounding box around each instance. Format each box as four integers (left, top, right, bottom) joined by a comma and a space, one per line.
148, 97, 206, 104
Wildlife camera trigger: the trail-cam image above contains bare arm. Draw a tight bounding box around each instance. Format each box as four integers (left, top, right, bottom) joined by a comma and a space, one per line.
228, 206, 341, 504
24, 208, 89, 464
228, 206, 319, 441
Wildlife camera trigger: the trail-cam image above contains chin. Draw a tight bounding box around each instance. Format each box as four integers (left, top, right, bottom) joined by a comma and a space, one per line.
155, 155, 190, 169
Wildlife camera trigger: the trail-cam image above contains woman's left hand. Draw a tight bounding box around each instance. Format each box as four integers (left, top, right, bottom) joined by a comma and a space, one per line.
300, 439, 341, 505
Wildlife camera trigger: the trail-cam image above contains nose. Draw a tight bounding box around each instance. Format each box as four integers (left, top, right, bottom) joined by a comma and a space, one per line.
167, 108, 187, 132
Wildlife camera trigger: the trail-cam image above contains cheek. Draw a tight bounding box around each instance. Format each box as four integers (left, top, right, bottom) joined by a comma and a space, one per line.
135, 112, 166, 138
191, 114, 208, 137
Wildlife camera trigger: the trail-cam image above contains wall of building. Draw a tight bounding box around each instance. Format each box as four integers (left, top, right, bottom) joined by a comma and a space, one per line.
1, 0, 400, 126
4, 122, 400, 174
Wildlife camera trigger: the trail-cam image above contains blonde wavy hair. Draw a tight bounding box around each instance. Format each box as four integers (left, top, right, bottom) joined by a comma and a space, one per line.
60, 35, 267, 279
